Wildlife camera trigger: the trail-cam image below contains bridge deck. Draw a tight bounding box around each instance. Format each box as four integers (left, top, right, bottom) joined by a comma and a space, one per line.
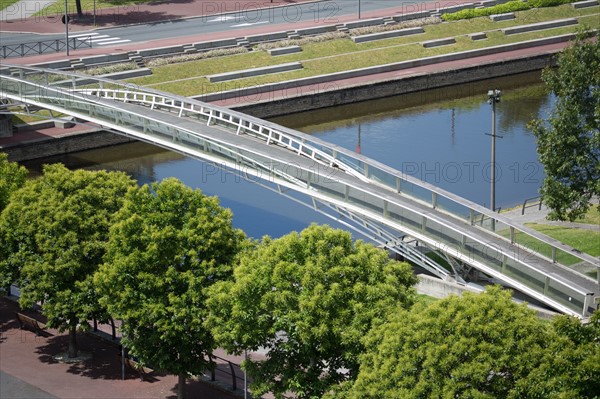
110, 97, 599, 305
1, 65, 597, 317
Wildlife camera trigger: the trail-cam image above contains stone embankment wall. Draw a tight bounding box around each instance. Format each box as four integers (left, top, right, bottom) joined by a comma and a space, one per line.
3, 52, 556, 161
235, 52, 556, 118
5, 130, 134, 162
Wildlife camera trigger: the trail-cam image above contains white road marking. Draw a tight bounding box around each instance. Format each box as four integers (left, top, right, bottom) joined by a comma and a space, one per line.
231, 21, 269, 27
96, 39, 131, 45
208, 15, 236, 22
69, 32, 100, 38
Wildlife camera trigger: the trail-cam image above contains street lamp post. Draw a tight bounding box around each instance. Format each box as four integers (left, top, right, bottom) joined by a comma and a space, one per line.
64, 0, 69, 56
244, 350, 248, 399
487, 89, 501, 229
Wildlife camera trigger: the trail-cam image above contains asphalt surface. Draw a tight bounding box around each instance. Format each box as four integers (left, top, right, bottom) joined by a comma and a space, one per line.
0, 0, 452, 48
1, 371, 59, 399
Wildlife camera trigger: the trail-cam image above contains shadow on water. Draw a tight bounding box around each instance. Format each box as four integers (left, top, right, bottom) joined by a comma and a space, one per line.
18, 71, 552, 237
269, 71, 547, 132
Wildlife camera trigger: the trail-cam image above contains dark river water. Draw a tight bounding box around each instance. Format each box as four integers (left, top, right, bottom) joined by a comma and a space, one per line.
23, 71, 553, 239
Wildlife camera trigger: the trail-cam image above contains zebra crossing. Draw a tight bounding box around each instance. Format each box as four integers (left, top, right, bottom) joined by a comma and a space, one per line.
70, 32, 131, 46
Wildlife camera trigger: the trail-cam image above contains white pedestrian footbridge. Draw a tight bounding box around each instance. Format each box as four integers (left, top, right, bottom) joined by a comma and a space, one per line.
1, 65, 598, 318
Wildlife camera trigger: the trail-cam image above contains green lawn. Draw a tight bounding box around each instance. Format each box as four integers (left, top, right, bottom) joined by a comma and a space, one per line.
415, 294, 439, 307
502, 223, 599, 280
126, 4, 600, 96
0, 0, 21, 11
525, 224, 600, 258
575, 204, 600, 225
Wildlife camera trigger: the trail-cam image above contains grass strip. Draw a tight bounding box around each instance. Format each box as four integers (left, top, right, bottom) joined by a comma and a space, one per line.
0, 0, 21, 12
126, 5, 599, 96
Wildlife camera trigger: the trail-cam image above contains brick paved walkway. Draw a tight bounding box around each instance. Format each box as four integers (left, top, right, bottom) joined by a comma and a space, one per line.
0, 297, 241, 399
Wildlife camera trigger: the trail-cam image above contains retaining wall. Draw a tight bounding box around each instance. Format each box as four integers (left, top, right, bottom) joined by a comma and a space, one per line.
3, 129, 134, 162
4, 45, 562, 159
233, 52, 558, 118
351, 27, 424, 43
197, 34, 574, 104
502, 18, 578, 35
415, 274, 559, 320
207, 62, 302, 82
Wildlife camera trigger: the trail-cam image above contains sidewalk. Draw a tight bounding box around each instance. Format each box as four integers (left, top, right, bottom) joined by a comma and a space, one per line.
1, 0, 321, 32
0, 297, 241, 399
501, 198, 600, 231
0, 0, 471, 65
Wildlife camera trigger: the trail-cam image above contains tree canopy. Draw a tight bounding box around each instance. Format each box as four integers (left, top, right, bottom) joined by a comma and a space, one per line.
0, 164, 136, 357
0, 153, 27, 213
340, 286, 556, 399
95, 178, 245, 399
512, 311, 600, 399
529, 30, 600, 221
0, 153, 28, 290
206, 224, 417, 399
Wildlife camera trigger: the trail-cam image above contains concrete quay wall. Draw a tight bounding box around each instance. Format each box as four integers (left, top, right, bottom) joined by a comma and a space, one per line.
4, 130, 134, 162
2, 52, 557, 161
233, 52, 557, 118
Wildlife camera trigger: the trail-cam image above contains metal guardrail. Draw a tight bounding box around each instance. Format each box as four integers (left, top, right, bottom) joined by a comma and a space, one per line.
1, 36, 93, 59
208, 354, 245, 392
522, 196, 543, 215
1, 65, 597, 317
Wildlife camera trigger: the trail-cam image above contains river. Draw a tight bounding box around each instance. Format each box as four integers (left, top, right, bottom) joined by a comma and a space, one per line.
22, 71, 553, 239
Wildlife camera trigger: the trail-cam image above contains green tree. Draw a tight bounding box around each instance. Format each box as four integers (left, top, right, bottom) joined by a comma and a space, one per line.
529, 30, 600, 221
95, 178, 244, 399
0, 153, 27, 213
0, 153, 28, 290
513, 312, 600, 399
0, 164, 135, 357
206, 224, 417, 399
340, 286, 554, 399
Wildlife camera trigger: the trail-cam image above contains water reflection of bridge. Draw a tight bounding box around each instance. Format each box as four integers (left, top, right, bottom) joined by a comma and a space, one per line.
1, 65, 597, 318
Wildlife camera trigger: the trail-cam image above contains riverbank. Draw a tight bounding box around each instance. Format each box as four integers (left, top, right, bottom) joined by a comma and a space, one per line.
1, 42, 562, 162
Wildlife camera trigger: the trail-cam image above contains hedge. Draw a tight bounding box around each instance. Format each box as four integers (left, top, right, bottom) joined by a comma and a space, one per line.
441, 0, 575, 21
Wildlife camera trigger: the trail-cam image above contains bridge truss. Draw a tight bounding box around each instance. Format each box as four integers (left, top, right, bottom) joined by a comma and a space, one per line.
1, 65, 597, 317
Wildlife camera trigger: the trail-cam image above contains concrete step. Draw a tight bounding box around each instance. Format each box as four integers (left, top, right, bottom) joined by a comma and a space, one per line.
128, 53, 146, 68
70, 61, 86, 70
183, 45, 197, 54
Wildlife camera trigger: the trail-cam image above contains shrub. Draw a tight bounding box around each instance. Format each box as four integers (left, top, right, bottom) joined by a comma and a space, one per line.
442, 0, 528, 21
528, 0, 573, 6
84, 62, 138, 75
442, 0, 577, 21
442, 1, 531, 21
147, 47, 249, 67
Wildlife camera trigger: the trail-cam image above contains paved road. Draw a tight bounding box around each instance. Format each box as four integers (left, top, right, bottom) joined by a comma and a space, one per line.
0, 371, 58, 399
0, 0, 445, 48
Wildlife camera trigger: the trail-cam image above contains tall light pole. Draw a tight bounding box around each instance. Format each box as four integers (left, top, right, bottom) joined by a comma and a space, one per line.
487, 89, 501, 228
244, 350, 248, 399
64, 0, 69, 56
358, 0, 361, 19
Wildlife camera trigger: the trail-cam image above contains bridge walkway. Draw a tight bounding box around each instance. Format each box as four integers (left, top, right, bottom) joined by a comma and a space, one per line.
1, 65, 597, 317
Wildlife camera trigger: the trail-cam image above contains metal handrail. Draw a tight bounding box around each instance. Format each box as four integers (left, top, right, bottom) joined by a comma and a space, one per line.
24, 63, 590, 268
522, 196, 543, 215
2, 65, 597, 269
1, 65, 597, 316
208, 354, 244, 391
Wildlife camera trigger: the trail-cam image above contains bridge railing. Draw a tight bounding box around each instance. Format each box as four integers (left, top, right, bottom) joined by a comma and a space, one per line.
3, 65, 597, 275
1, 65, 597, 316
